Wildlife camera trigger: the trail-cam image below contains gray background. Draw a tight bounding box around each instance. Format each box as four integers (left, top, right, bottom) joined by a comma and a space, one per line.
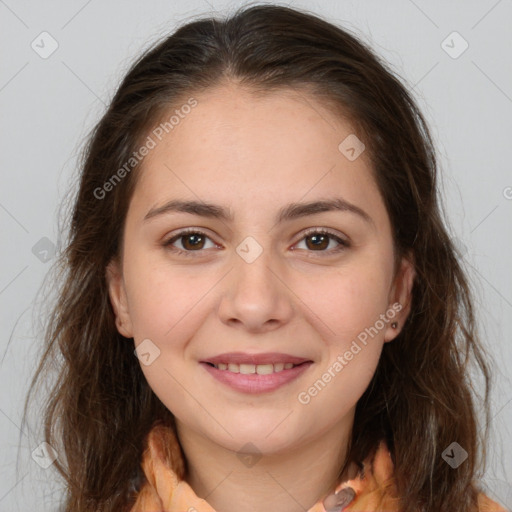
1, 0, 511, 510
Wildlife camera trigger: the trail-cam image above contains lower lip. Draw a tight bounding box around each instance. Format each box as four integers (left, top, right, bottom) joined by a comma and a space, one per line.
201, 362, 313, 394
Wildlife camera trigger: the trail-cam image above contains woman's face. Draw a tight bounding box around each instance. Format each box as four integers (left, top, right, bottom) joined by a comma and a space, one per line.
107, 83, 414, 456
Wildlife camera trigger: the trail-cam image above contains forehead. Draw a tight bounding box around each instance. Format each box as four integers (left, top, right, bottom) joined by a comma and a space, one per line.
129, 83, 384, 224
161, 83, 360, 162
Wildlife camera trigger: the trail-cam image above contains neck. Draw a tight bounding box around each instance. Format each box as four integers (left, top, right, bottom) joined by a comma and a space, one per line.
175, 414, 355, 512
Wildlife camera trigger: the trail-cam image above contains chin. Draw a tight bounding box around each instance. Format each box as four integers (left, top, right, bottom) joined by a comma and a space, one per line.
218, 422, 305, 455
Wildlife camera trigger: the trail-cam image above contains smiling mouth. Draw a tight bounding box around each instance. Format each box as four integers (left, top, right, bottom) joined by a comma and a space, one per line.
204, 362, 305, 374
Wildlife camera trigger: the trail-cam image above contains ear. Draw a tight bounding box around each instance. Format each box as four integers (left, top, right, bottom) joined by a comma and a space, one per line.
105, 258, 134, 338
383, 252, 415, 343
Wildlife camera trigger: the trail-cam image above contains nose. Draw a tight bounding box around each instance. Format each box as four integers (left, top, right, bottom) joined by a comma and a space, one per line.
217, 241, 294, 333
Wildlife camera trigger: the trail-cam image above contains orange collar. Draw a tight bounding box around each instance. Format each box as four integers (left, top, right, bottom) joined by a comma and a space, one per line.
129, 424, 506, 512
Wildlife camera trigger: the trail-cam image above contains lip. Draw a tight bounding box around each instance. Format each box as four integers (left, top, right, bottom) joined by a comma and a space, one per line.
201, 352, 310, 365
200, 352, 313, 394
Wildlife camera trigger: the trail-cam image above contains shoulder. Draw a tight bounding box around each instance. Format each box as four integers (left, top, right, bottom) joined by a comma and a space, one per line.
476, 491, 509, 512
347, 441, 509, 512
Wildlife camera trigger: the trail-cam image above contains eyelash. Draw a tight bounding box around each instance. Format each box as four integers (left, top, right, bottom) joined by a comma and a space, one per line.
162, 228, 350, 257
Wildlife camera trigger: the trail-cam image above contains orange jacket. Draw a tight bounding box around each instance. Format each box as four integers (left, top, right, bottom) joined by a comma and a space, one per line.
130, 424, 507, 512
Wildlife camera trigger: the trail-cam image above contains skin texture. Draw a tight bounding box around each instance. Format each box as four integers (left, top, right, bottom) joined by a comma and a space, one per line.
107, 82, 415, 512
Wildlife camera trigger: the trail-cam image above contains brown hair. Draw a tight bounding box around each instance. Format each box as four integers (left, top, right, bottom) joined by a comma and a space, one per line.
24, 4, 494, 511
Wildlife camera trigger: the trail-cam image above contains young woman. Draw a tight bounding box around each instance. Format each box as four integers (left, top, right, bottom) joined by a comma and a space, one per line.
24, 4, 507, 512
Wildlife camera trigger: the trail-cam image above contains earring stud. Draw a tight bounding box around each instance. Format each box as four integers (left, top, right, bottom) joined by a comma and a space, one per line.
391, 322, 398, 329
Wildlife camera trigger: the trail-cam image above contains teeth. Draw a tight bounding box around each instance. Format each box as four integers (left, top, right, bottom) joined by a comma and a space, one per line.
256, 364, 274, 375
212, 362, 301, 373
240, 364, 255, 374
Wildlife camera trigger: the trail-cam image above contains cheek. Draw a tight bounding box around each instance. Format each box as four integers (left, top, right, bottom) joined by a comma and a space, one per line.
124, 234, 394, 345
295, 255, 393, 345
123, 253, 219, 345
295, 262, 391, 419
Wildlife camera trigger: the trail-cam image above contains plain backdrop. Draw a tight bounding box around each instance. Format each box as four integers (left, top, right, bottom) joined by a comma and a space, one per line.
0, 0, 511, 510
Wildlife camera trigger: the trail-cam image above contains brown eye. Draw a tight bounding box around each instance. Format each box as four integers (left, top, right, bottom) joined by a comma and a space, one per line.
180, 232, 206, 250
162, 228, 349, 258
295, 229, 350, 254
163, 229, 216, 255
305, 233, 330, 250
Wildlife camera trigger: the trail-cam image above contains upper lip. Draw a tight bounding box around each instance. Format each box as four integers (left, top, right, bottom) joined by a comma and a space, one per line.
201, 352, 311, 365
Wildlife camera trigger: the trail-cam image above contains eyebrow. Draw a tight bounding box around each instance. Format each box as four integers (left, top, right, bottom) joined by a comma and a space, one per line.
143, 197, 374, 227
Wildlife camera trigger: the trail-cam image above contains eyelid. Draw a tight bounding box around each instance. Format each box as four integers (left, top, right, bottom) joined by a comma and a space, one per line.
298, 226, 349, 243
162, 226, 350, 256
292, 227, 350, 255
162, 227, 219, 255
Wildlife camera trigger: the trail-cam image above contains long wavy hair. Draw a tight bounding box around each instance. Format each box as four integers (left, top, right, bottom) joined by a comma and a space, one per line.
24, 4, 494, 511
